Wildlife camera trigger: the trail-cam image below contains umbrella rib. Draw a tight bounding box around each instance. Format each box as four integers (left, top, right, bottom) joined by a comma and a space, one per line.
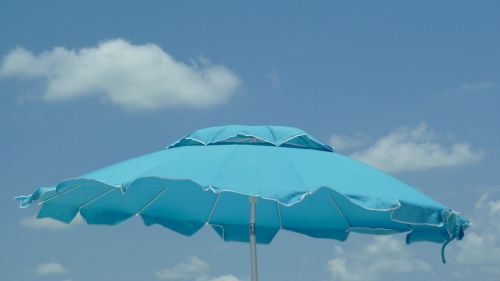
78, 186, 120, 210
135, 187, 169, 216
276, 202, 283, 229
329, 195, 353, 228
206, 194, 226, 240
206, 193, 221, 224
38, 185, 82, 204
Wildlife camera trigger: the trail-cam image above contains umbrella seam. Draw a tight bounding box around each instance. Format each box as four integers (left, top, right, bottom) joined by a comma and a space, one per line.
265, 126, 276, 143
211, 125, 231, 143
277, 148, 310, 190
209, 145, 238, 187
329, 195, 353, 229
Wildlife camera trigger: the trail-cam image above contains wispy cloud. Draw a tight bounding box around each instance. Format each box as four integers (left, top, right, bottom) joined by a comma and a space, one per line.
0, 39, 240, 111
326, 236, 430, 281
20, 215, 83, 230
35, 262, 67, 275
155, 257, 241, 281
445, 82, 497, 95
452, 193, 500, 281
267, 70, 281, 88
348, 123, 483, 172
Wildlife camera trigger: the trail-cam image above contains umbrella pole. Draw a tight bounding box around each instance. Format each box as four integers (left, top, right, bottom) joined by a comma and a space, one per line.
249, 196, 258, 281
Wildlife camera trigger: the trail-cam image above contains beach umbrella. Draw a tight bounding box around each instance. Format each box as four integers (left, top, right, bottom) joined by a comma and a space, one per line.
16, 125, 469, 281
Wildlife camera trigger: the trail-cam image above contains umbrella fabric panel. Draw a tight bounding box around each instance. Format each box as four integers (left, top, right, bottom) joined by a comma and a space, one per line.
279, 187, 350, 241
37, 180, 117, 223
80, 183, 165, 225
138, 178, 217, 236
132, 146, 237, 186
209, 193, 281, 244
81, 148, 186, 185
281, 148, 445, 210
317, 187, 411, 233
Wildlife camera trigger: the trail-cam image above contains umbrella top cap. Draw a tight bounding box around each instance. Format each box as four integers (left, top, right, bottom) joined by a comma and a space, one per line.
168, 125, 334, 152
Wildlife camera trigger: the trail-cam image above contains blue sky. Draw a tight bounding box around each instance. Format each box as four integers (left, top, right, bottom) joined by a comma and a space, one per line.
1, 1, 499, 280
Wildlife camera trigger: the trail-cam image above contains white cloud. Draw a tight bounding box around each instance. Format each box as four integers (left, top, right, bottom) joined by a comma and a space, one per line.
0, 39, 240, 111
447, 82, 497, 95
35, 262, 67, 275
206, 275, 241, 281
155, 257, 241, 281
20, 215, 83, 230
155, 257, 210, 280
349, 123, 483, 172
267, 70, 281, 88
452, 193, 500, 281
330, 133, 371, 151
326, 236, 430, 281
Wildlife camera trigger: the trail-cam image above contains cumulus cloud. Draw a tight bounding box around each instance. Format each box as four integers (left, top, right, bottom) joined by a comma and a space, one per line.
20, 214, 83, 230
349, 123, 483, 172
0, 39, 240, 111
330, 133, 371, 151
35, 262, 67, 275
207, 275, 241, 281
326, 236, 430, 281
155, 257, 241, 281
452, 193, 500, 280
155, 256, 210, 280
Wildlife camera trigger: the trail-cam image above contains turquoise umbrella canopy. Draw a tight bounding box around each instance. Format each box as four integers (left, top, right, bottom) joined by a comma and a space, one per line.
16, 125, 469, 267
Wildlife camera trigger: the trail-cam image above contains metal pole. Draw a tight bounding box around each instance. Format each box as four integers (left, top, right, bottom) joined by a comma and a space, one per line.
249, 196, 258, 281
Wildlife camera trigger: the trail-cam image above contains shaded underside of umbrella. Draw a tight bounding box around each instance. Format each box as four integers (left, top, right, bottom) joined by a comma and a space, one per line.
16, 125, 469, 273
